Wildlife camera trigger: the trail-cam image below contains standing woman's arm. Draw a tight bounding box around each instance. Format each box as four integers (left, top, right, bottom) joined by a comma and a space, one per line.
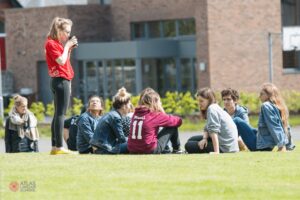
55, 37, 77, 65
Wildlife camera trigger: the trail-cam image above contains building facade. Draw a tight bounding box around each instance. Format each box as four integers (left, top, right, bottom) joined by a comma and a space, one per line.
4, 0, 300, 104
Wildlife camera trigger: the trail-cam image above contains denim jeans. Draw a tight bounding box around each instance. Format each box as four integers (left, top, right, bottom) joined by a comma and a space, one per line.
233, 117, 257, 151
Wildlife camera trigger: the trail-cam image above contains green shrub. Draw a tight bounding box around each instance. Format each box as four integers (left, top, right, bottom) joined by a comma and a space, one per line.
239, 91, 261, 114
162, 91, 198, 116
131, 95, 140, 108
29, 101, 45, 122
45, 102, 54, 117
283, 90, 300, 114
71, 97, 84, 115
105, 99, 112, 113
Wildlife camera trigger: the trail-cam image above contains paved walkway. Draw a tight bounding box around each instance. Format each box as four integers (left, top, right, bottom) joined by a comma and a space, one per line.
1, 126, 300, 153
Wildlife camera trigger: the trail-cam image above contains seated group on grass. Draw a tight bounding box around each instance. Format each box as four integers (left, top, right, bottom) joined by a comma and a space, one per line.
4, 83, 295, 154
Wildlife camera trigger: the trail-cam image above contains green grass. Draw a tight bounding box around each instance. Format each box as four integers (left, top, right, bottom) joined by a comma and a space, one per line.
1, 145, 300, 199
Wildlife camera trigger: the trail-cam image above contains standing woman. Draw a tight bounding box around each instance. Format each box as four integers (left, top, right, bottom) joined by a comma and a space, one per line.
185, 88, 239, 154
45, 17, 78, 155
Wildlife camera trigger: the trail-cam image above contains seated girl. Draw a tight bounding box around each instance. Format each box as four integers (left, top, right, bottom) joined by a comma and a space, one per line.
233, 83, 289, 151
90, 87, 131, 154
127, 88, 183, 154
76, 95, 103, 154
5, 95, 39, 153
185, 88, 239, 154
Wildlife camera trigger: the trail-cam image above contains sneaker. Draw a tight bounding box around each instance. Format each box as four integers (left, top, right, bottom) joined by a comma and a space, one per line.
161, 145, 172, 154
50, 149, 77, 155
172, 149, 185, 154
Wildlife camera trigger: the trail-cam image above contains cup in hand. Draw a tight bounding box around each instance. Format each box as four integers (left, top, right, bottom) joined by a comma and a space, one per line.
68, 36, 78, 47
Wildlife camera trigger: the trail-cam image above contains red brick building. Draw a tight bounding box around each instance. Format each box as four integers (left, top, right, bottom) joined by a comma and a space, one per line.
4, 0, 300, 104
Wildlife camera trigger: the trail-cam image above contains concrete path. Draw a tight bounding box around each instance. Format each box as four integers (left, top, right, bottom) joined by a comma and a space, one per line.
1, 126, 300, 153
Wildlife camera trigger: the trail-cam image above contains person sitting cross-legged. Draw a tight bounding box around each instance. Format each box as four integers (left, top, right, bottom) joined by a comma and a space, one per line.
77, 95, 103, 154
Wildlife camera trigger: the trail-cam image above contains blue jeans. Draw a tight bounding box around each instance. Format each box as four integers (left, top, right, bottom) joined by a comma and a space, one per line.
233, 117, 257, 151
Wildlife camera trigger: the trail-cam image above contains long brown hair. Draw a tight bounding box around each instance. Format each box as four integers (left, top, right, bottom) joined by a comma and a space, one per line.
261, 83, 289, 132
47, 17, 72, 40
195, 87, 217, 119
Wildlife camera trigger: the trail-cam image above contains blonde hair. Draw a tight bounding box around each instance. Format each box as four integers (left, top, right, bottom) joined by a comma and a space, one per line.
13, 95, 28, 107
47, 17, 73, 40
138, 88, 163, 112
112, 87, 131, 109
261, 83, 289, 132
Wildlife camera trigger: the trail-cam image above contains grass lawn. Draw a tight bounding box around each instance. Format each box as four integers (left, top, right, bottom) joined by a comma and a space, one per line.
1, 144, 300, 200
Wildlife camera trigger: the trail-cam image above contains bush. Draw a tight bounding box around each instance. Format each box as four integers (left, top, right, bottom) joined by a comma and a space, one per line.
283, 90, 300, 114
29, 101, 45, 122
162, 91, 198, 116
45, 102, 54, 117
71, 97, 84, 115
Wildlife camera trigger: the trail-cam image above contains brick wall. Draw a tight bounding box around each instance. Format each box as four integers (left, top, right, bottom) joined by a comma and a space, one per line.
206, 0, 300, 92
5, 5, 110, 93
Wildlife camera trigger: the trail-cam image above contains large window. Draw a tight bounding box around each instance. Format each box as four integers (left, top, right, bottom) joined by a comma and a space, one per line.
132, 23, 146, 39
180, 58, 197, 93
148, 21, 161, 38
142, 58, 177, 95
162, 21, 176, 37
179, 19, 196, 36
79, 59, 136, 102
282, 0, 300, 70
142, 58, 196, 96
131, 18, 195, 40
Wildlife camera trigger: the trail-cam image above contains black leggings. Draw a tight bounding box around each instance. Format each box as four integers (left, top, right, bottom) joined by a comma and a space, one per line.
51, 77, 71, 148
185, 135, 222, 153
153, 127, 181, 154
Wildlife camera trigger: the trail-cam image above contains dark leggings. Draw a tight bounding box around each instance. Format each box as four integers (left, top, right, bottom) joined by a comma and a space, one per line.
51, 77, 71, 148
153, 127, 181, 154
185, 135, 217, 153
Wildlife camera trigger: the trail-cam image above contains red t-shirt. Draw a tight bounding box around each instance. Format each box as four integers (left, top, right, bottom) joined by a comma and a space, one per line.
127, 106, 182, 154
44, 37, 74, 80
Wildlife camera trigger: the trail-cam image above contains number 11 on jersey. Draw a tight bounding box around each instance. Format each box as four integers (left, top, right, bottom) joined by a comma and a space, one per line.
131, 120, 143, 139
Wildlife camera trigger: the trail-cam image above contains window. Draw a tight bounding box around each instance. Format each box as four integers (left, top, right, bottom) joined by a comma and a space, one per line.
123, 59, 136, 93
178, 19, 195, 36
148, 21, 161, 38
282, 0, 300, 70
162, 20, 176, 37
132, 23, 145, 39
131, 18, 196, 40
100, 0, 111, 5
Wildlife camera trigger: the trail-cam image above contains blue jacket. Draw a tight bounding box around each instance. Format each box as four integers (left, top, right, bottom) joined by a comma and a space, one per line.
256, 101, 288, 149
225, 105, 249, 124
76, 112, 101, 153
90, 109, 127, 154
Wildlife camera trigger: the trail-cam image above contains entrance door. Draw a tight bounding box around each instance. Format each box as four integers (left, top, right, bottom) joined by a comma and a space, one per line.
37, 61, 52, 105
